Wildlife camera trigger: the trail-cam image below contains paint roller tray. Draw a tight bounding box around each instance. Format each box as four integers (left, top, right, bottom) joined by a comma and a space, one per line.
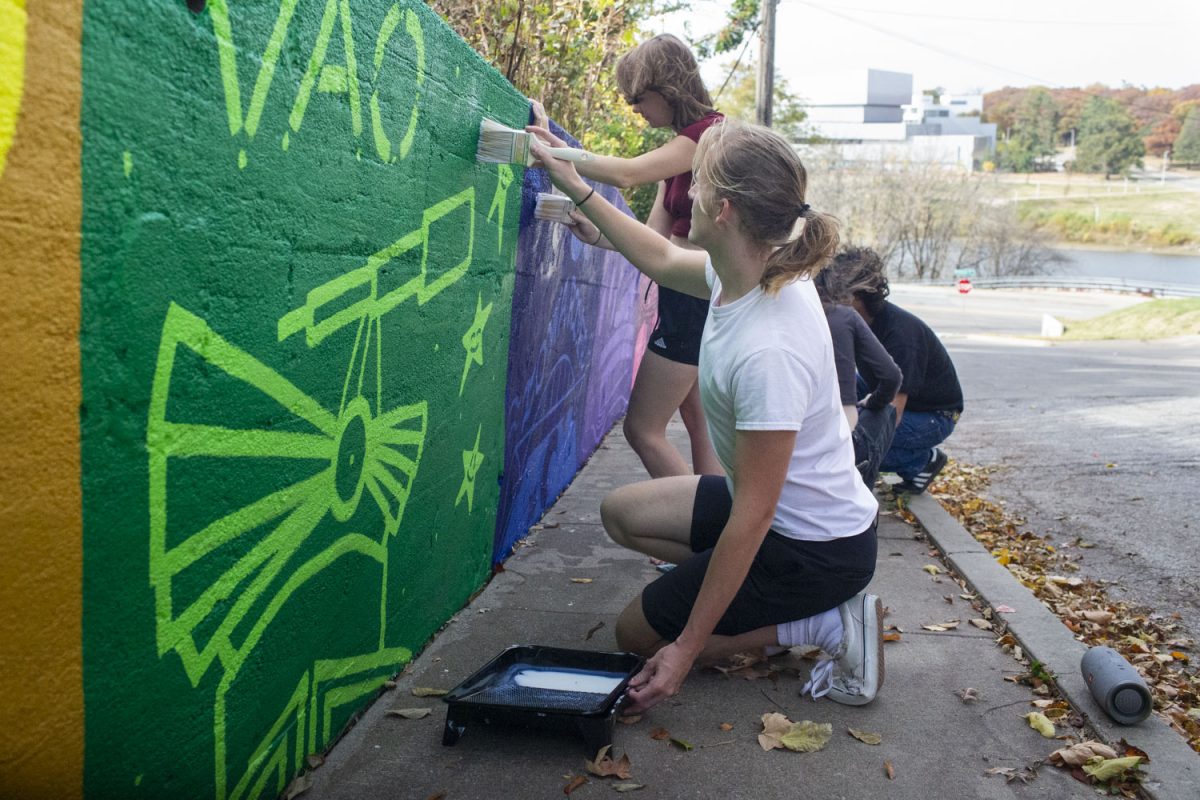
441, 645, 644, 751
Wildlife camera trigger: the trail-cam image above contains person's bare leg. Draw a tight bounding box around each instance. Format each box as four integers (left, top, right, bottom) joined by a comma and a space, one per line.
601, 475, 700, 565
678, 379, 723, 475
624, 351, 701, 478
616, 595, 778, 664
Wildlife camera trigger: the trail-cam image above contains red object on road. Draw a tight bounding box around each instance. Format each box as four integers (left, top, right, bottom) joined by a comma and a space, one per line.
957, 278, 972, 295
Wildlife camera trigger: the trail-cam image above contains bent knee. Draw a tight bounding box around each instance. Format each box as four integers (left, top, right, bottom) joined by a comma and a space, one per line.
600, 489, 632, 548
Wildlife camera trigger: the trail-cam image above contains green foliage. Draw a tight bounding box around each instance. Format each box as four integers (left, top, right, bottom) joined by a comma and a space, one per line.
1061, 298, 1200, 341
1017, 206, 1194, 248
997, 88, 1058, 172
693, 0, 760, 58
1174, 106, 1200, 163
712, 59, 810, 141
429, 0, 674, 153
1074, 96, 1145, 178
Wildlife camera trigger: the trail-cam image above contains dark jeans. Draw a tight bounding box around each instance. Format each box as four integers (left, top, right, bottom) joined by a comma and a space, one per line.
852, 405, 896, 487
879, 410, 956, 480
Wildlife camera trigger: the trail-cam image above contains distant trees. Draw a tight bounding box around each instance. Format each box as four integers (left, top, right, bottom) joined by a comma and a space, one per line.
1073, 97, 1145, 178
997, 88, 1059, 172
806, 154, 1062, 281
1174, 106, 1200, 163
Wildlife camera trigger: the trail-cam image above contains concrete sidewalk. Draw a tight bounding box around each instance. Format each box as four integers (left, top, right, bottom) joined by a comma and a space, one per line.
307, 422, 1194, 799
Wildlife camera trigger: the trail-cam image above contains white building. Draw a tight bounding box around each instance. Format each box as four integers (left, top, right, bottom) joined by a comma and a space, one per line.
798, 69, 996, 171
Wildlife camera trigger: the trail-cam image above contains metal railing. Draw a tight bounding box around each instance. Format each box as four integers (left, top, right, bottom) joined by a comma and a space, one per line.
966, 276, 1200, 298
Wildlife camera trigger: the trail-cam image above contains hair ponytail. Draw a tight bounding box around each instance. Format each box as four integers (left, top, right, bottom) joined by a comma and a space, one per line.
761, 208, 840, 294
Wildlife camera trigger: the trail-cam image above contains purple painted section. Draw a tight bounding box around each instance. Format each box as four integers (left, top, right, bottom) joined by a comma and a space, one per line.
495, 121, 653, 561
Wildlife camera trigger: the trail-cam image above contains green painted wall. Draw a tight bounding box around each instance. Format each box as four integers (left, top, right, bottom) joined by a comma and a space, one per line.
80, 2, 525, 797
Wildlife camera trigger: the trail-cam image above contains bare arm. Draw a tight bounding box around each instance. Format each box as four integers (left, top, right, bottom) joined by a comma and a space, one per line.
572, 135, 698, 188
565, 182, 671, 251
625, 428, 795, 713
528, 131, 709, 298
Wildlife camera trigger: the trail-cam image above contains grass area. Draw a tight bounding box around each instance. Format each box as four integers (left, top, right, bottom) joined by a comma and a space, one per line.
1060, 298, 1200, 340
984, 172, 1200, 251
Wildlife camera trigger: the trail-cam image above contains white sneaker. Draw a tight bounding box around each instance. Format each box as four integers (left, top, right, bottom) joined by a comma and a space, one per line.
827, 593, 884, 706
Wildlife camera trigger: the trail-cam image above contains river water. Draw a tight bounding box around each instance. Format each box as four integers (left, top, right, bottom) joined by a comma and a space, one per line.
1050, 248, 1200, 286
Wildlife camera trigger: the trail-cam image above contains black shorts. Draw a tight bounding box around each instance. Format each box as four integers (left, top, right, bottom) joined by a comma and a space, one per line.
641, 476, 878, 641
646, 286, 708, 366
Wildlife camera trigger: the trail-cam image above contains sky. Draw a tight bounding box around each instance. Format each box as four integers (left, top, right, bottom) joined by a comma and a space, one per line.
650, 0, 1199, 99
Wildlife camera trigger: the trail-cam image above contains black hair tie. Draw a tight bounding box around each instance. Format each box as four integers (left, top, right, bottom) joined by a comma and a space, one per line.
797, 203, 811, 217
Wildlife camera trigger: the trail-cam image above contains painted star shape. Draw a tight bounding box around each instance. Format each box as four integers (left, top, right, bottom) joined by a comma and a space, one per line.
456, 425, 485, 513
459, 292, 493, 396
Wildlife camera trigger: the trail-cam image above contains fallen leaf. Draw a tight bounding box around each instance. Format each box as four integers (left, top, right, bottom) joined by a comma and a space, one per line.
383, 680, 397, 690
563, 775, 588, 795
995, 605, 1016, 613
571, 578, 594, 584
1081, 610, 1113, 625
777, 721, 832, 753
411, 687, 448, 697
613, 783, 645, 793
305, 754, 325, 769
921, 620, 959, 632
283, 772, 313, 800
1117, 740, 1150, 762
649, 727, 670, 741
882, 632, 902, 642
670, 738, 693, 752
884, 761, 896, 780
957, 687, 980, 703
922, 564, 943, 575
1049, 741, 1118, 767
585, 621, 605, 641
544, 521, 561, 528
585, 745, 633, 780
1023, 712, 1056, 738
719, 723, 734, 732
1082, 755, 1142, 782
848, 728, 882, 745
969, 618, 993, 630
386, 708, 432, 720
617, 714, 642, 725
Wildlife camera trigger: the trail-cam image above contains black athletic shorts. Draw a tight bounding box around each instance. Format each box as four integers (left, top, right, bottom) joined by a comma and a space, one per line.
646, 286, 708, 366
641, 476, 878, 641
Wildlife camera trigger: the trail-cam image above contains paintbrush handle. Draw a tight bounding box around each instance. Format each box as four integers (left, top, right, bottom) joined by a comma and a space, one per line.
543, 147, 595, 163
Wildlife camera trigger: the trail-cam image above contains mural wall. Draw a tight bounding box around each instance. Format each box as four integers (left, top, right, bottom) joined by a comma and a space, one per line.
0, 1, 647, 798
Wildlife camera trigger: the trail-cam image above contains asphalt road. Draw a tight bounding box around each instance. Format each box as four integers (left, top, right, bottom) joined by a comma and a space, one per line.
890, 284, 1200, 647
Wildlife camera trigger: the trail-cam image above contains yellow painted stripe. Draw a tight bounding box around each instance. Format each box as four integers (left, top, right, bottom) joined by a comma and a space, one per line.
0, 0, 83, 796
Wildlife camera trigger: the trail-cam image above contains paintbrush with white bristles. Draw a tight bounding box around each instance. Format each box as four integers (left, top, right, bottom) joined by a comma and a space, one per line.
476, 118, 596, 166
534, 192, 577, 224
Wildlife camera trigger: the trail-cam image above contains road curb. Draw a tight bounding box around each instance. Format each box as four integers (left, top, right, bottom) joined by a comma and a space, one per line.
905, 491, 1200, 800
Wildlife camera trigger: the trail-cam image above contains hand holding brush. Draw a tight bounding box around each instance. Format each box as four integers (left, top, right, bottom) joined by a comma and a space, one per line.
476, 118, 596, 167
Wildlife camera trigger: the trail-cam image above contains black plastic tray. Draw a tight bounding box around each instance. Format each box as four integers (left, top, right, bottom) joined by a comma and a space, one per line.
441, 645, 644, 752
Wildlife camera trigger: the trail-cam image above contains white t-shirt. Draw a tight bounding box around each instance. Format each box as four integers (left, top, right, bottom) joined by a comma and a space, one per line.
699, 259, 878, 541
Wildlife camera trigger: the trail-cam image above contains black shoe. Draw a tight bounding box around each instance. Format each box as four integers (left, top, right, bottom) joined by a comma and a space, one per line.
894, 447, 948, 495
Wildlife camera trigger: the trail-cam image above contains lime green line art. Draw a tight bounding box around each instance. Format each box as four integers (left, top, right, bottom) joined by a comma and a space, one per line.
289, 0, 361, 138
208, 0, 301, 139
486, 164, 514, 252
459, 291, 492, 396
277, 186, 475, 350
455, 425, 485, 514
0, 0, 27, 180
370, 3, 424, 163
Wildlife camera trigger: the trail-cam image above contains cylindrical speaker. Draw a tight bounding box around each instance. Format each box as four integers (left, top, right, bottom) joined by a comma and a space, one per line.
1081, 646, 1152, 725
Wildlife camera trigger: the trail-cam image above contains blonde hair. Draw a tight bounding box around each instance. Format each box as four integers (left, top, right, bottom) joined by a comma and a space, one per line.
693, 120, 840, 293
615, 34, 714, 132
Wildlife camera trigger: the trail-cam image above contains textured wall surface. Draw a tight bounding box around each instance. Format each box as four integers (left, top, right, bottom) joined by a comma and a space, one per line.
0, 2, 644, 799
495, 122, 651, 561
0, 2, 84, 798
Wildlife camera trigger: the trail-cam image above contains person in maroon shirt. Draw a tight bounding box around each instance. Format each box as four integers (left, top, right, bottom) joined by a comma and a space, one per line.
533, 34, 724, 479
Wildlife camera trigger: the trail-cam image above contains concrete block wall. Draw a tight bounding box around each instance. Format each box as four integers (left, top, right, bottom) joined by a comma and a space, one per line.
0, 2, 648, 798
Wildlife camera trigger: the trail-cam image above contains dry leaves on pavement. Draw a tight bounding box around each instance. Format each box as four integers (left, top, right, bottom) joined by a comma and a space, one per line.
584, 745, 633, 780
925, 461, 1200, 754
758, 713, 832, 752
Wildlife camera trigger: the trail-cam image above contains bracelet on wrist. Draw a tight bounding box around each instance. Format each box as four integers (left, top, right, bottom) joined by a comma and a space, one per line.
575, 187, 596, 208
590, 228, 603, 246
